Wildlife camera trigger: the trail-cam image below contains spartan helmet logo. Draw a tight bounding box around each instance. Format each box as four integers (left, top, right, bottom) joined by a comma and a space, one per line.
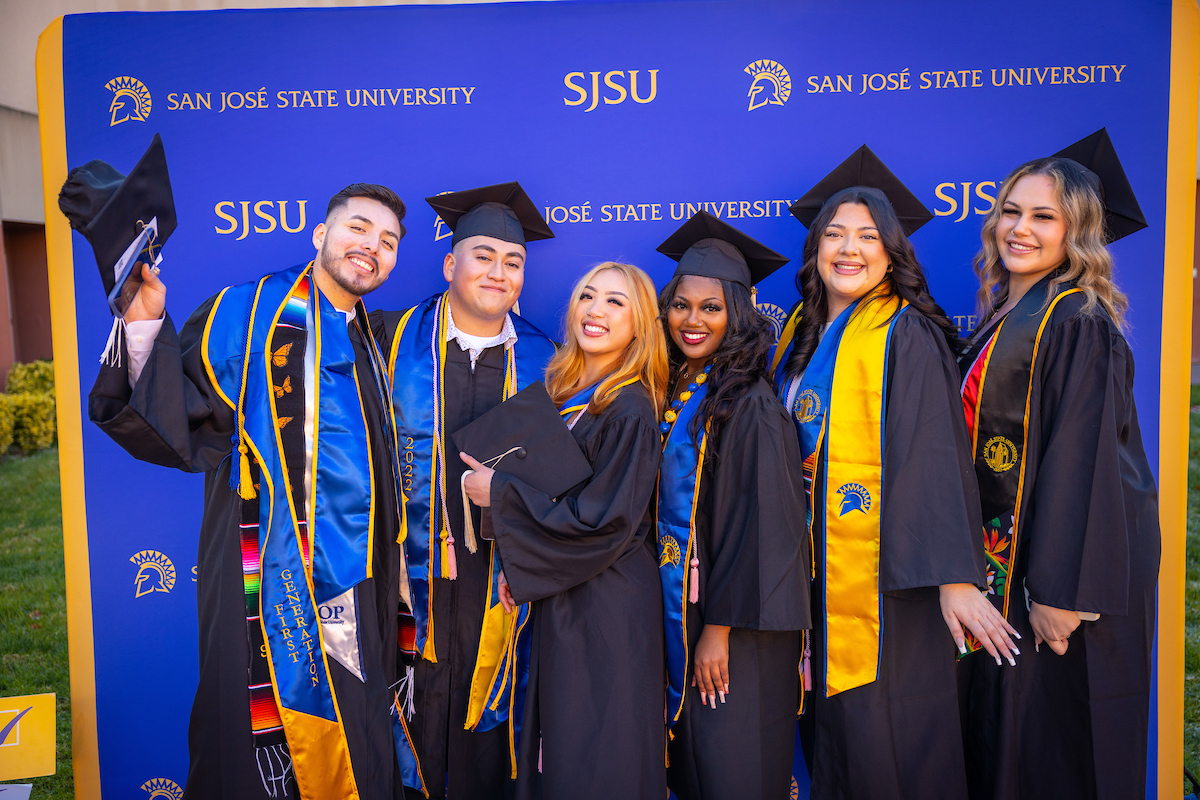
140, 778, 184, 800
658, 535, 681, 568
756, 302, 788, 343
106, 76, 152, 127
130, 550, 177, 598
744, 60, 792, 111
836, 483, 872, 516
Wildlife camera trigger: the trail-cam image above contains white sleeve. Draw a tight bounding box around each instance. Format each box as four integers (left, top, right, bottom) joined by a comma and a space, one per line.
124, 318, 164, 389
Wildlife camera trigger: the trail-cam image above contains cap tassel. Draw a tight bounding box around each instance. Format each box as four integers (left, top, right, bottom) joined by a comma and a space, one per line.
688, 556, 700, 604
237, 442, 257, 500
439, 528, 457, 580
802, 637, 812, 692
100, 317, 123, 368
460, 471, 479, 554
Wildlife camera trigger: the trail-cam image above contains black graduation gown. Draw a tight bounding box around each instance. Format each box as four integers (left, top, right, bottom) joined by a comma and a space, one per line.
957, 294, 1160, 800
666, 378, 811, 800
369, 310, 514, 800
489, 382, 667, 800
794, 311, 986, 800
88, 296, 404, 800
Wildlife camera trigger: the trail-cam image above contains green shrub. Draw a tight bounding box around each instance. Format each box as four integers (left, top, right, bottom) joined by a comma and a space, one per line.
9, 392, 56, 452
0, 394, 14, 454
6, 359, 55, 395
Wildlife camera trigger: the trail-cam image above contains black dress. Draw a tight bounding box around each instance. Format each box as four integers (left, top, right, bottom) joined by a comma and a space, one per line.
665, 377, 811, 800
793, 311, 986, 800
489, 382, 666, 800
958, 293, 1160, 800
89, 296, 403, 800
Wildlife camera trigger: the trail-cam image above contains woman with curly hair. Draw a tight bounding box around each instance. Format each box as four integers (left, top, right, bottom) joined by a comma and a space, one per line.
653, 212, 811, 800
957, 145, 1159, 800
772, 148, 1017, 799
461, 261, 669, 800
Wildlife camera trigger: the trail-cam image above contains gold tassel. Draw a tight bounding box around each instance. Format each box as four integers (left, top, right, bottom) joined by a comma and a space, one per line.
237, 441, 257, 500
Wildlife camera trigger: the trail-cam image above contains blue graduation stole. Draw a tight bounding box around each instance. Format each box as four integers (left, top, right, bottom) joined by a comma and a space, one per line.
203, 262, 418, 799
773, 292, 908, 696
656, 379, 709, 729
385, 292, 556, 661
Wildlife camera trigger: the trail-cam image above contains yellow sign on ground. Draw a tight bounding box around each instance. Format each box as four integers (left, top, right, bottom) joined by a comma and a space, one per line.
0, 693, 56, 780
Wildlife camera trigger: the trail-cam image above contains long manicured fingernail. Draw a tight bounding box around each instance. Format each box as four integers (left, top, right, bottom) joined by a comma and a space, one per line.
1035, 642, 1040, 653
700, 691, 706, 704
723, 683, 729, 694
710, 694, 716, 709
995, 655, 1002, 666
957, 641, 967, 655
1007, 655, 1016, 667
1012, 647, 1020, 656
1013, 631, 1022, 639
718, 691, 725, 704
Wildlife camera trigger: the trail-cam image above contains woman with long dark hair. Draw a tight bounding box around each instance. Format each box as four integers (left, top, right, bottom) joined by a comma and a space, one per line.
957, 137, 1159, 800
460, 261, 669, 800
772, 148, 1018, 799
653, 212, 810, 800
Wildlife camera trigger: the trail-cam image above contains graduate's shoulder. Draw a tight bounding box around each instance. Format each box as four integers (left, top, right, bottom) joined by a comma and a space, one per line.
890, 305, 957, 357
1045, 289, 1123, 340
728, 377, 790, 424
368, 293, 440, 331
599, 381, 659, 431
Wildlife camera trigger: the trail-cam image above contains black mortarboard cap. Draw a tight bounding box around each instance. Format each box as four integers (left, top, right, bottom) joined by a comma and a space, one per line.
790, 145, 933, 236
58, 133, 177, 295
451, 381, 592, 502
656, 211, 789, 289
427, 182, 554, 247
1052, 128, 1148, 243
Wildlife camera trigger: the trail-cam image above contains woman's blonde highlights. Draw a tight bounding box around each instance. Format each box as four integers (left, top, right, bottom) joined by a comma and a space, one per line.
973, 157, 1127, 328
545, 262, 669, 415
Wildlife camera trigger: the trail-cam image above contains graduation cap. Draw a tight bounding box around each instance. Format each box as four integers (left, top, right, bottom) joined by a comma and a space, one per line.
58, 133, 177, 297
451, 381, 593, 550
789, 145, 933, 236
426, 182, 554, 247
1052, 128, 1147, 243
656, 211, 789, 289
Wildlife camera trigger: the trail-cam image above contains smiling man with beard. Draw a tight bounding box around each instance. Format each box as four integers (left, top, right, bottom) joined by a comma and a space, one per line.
368, 182, 558, 800
89, 183, 421, 800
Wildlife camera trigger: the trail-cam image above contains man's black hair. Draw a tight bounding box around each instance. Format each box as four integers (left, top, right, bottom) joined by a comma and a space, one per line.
326, 183, 407, 238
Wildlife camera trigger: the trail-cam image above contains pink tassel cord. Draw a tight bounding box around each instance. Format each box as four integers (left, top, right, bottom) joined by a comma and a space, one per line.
688, 556, 700, 604
802, 644, 812, 692
446, 534, 458, 580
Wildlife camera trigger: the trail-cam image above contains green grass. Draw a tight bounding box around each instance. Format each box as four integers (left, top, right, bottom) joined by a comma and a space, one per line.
0, 448, 72, 799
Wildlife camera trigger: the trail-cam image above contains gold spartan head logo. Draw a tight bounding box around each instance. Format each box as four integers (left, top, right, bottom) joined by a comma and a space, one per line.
756, 302, 788, 343
982, 436, 1019, 473
130, 550, 176, 598
141, 778, 184, 800
659, 535, 681, 568
745, 60, 791, 111
106, 76, 152, 127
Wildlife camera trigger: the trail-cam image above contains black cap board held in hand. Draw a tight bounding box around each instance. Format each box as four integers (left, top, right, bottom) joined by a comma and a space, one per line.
58, 132, 177, 298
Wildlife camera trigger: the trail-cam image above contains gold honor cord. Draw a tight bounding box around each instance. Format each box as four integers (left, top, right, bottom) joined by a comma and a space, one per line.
822, 294, 904, 697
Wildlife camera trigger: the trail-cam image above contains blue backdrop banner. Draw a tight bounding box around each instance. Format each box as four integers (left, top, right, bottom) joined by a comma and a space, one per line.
44, 1, 1174, 796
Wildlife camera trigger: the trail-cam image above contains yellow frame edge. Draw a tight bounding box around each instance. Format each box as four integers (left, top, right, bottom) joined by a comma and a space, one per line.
1160, 1, 1199, 796
35, 15, 102, 800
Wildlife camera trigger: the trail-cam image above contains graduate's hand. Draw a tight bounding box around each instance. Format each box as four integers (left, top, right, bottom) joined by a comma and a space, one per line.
939, 583, 1021, 666
692, 624, 731, 709
497, 570, 516, 614
1028, 601, 1079, 656
459, 452, 493, 507
123, 262, 166, 323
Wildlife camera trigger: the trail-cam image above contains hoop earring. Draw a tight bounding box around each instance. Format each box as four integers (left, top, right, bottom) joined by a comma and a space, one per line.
886, 264, 893, 273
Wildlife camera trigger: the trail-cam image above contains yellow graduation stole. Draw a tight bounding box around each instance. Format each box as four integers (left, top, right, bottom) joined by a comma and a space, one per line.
775, 291, 907, 696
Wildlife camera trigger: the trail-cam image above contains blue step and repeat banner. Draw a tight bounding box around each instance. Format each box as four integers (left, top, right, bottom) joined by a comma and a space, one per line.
39, 0, 1181, 796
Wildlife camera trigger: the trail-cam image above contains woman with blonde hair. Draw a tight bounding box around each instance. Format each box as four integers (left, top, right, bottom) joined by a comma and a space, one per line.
462, 261, 669, 800
957, 139, 1160, 800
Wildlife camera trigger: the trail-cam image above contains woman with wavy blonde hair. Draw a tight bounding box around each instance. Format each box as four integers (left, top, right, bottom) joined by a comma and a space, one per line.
462, 261, 669, 800
957, 154, 1160, 800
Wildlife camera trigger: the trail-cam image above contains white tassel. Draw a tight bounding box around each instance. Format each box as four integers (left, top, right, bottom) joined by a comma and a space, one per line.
397, 664, 416, 721
461, 470, 478, 554
100, 317, 123, 368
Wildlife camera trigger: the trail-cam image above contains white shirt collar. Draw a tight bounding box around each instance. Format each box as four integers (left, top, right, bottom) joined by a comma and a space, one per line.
445, 302, 518, 366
